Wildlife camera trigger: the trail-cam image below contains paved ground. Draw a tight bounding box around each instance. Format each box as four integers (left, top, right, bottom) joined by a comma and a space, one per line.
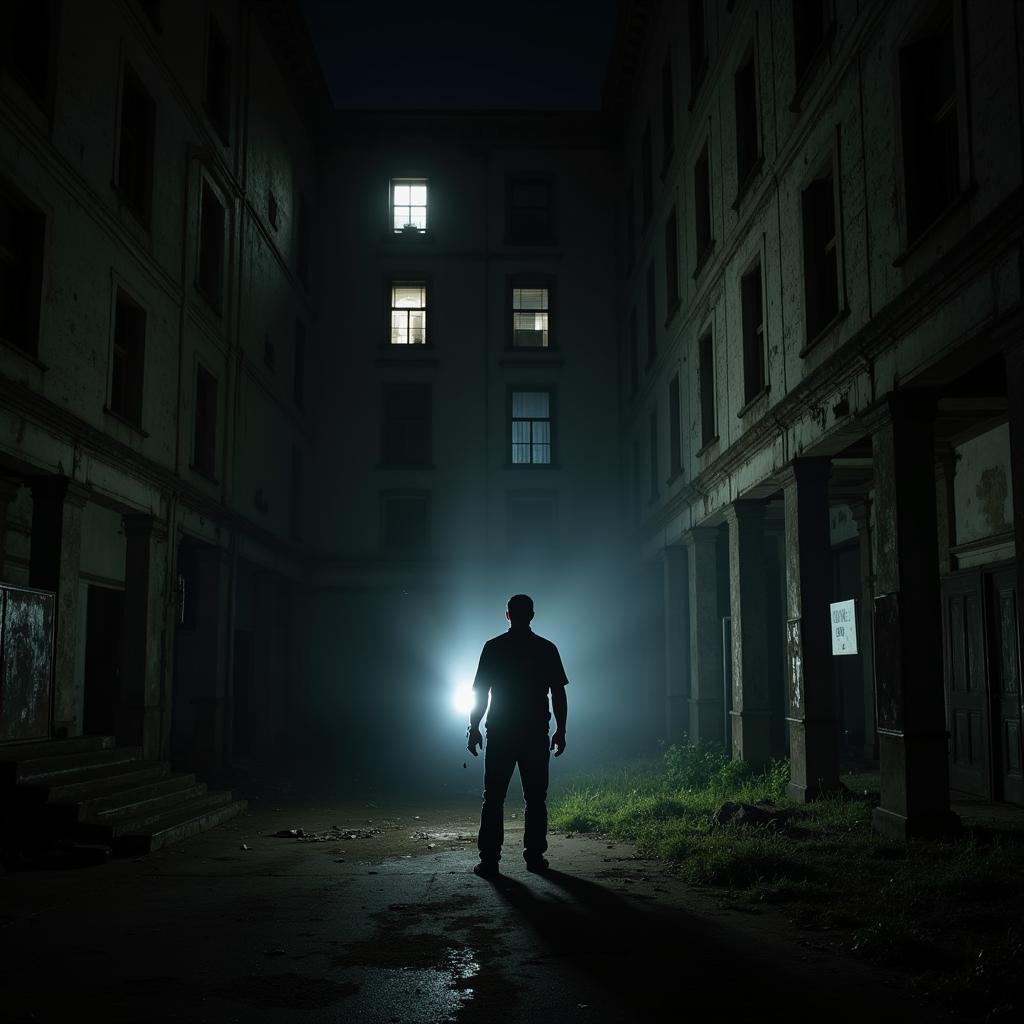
0, 792, 960, 1023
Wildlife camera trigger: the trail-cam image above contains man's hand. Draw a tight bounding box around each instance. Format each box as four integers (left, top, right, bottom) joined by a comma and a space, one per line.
550, 730, 566, 757
467, 725, 483, 757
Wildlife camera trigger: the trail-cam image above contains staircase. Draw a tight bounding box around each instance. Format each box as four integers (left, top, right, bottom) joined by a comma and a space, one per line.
0, 736, 247, 856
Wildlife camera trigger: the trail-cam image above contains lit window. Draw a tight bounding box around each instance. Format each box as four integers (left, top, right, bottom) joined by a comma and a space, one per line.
392, 179, 427, 233
512, 287, 549, 348
390, 283, 427, 345
512, 391, 552, 465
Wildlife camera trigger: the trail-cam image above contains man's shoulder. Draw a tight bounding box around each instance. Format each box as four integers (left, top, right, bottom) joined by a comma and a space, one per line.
529, 632, 561, 655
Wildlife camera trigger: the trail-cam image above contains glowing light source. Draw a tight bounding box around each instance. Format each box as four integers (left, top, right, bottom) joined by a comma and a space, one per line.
452, 682, 475, 716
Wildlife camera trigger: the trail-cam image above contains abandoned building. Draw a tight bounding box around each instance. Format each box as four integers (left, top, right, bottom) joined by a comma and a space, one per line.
0, 0, 1022, 850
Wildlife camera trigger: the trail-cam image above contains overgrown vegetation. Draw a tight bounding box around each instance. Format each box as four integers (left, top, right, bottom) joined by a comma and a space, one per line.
551, 743, 1024, 1019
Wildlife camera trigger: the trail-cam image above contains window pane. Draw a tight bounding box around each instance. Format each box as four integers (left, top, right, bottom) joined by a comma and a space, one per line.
513, 287, 548, 311
513, 391, 549, 418
408, 310, 425, 343
512, 421, 531, 444
410, 185, 427, 204
532, 443, 551, 465
391, 310, 408, 344
512, 444, 531, 464
393, 184, 410, 205
532, 421, 550, 445
393, 285, 425, 308
408, 208, 426, 229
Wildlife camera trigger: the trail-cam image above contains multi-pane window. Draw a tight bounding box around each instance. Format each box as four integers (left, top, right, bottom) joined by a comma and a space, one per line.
699, 330, 716, 447
392, 179, 427, 233
116, 64, 155, 228
508, 178, 552, 242
688, 0, 707, 100
628, 307, 639, 399
293, 318, 305, 410
110, 290, 146, 426
0, 181, 44, 357
664, 208, 679, 314
5, 1, 56, 109
193, 363, 218, 477
648, 411, 659, 501
741, 261, 765, 404
381, 383, 431, 466
203, 15, 231, 144
511, 391, 552, 465
694, 142, 712, 266
661, 52, 675, 167
900, 6, 960, 243
390, 283, 427, 345
290, 445, 302, 540
641, 124, 653, 228
793, 0, 830, 86
507, 491, 556, 549
801, 166, 839, 341
197, 181, 225, 311
382, 491, 431, 550
512, 286, 550, 349
645, 264, 656, 366
735, 51, 759, 190
669, 374, 681, 477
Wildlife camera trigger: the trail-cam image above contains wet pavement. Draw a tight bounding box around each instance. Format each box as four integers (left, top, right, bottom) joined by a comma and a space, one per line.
0, 794, 954, 1022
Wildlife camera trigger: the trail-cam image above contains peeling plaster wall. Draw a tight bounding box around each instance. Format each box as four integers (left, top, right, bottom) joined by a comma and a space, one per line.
953, 424, 1015, 568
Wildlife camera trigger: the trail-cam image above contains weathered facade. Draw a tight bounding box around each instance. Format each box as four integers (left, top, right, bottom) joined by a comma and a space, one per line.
610, 0, 1024, 834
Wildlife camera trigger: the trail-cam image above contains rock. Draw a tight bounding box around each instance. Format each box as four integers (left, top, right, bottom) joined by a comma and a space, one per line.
712, 801, 791, 827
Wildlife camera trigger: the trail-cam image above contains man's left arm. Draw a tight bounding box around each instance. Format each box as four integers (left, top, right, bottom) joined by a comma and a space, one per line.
549, 645, 569, 757
467, 644, 490, 756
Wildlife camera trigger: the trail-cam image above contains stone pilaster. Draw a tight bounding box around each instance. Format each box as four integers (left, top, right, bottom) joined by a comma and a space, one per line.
934, 444, 958, 578
724, 501, 771, 769
684, 527, 724, 746
663, 545, 690, 743
780, 458, 838, 800
1003, 340, 1024, 795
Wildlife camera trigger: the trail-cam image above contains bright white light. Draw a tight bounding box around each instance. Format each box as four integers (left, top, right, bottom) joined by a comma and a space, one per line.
452, 682, 475, 716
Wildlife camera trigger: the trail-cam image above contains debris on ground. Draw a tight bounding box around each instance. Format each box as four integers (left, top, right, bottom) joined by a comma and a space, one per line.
272, 828, 304, 838
712, 801, 792, 827
240, 843, 250, 851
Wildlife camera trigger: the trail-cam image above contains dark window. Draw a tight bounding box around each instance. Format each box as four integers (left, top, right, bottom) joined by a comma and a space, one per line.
110, 289, 145, 426
204, 15, 231, 144
5, 1, 56, 109
645, 263, 656, 367
291, 446, 302, 540
641, 124, 653, 229
664, 208, 679, 315
0, 181, 44, 356
508, 177, 552, 242
511, 391, 552, 465
507, 491, 556, 549
511, 284, 550, 349
669, 374, 681, 477
662, 51, 675, 167
694, 142, 712, 267
381, 383, 431, 467
793, 0, 829, 85
801, 167, 839, 341
193, 364, 217, 477
268, 190, 278, 230
628, 308, 639, 399
648, 410, 659, 501
734, 51, 759, 190
298, 193, 310, 286
741, 261, 765, 404
392, 179, 427, 233
900, 7, 960, 243
688, 0, 707, 100
263, 333, 275, 371
390, 282, 427, 345
699, 330, 716, 446
382, 491, 431, 550
625, 179, 636, 271
293, 319, 305, 410
197, 181, 225, 311
116, 64, 155, 228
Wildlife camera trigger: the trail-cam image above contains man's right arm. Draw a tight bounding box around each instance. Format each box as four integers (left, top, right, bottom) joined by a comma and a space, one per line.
467, 643, 490, 756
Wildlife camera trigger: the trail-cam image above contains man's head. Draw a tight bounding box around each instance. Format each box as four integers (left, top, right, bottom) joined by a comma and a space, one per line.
506, 593, 534, 626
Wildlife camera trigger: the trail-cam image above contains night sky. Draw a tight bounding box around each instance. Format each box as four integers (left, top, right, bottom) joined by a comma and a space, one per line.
300, 0, 620, 110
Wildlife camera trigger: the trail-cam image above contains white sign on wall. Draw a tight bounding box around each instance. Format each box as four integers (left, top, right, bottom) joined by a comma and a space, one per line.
830, 599, 858, 656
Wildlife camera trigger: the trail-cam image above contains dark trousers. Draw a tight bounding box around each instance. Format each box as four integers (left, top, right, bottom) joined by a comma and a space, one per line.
478, 730, 550, 863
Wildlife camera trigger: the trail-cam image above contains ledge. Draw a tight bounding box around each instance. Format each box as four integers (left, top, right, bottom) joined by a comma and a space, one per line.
892, 184, 978, 268
691, 240, 716, 280
798, 306, 850, 358
103, 406, 149, 438
663, 297, 682, 328
736, 385, 771, 419
0, 337, 48, 371
696, 435, 720, 458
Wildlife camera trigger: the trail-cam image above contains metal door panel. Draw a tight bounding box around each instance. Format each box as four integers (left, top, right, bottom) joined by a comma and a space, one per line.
0, 586, 56, 743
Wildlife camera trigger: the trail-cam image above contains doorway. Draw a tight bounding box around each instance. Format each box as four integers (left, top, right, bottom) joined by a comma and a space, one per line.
82, 584, 123, 737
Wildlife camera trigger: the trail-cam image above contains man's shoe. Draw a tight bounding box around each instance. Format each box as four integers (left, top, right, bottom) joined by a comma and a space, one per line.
473, 860, 500, 879
524, 857, 549, 873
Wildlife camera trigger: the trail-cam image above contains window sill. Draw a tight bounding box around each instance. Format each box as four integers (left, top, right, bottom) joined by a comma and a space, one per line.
386, 229, 431, 242
731, 157, 764, 212
799, 306, 849, 358
111, 182, 153, 235
0, 336, 47, 371
692, 240, 716, 280
696, 435, 720, 458
666, 466, 685, 487
788, 23, 837, 113
736, 385, 770, 419
892, 184, 977, 268
663, 297, 681, 329
189, 464, 219, 484
505, 462, 561, 471
103, 406, 149, 437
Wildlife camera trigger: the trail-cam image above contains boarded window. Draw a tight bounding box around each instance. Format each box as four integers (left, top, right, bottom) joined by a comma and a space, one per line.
197, 182, 225, 311
741, 261, 765, 404
508, 178, 552, 242
193, 364, 218, 477
381, 383, 431, 466
390, 283, 427, 345
512, 286, 549, 348
117, 64, 155, 227
801, 168, 839, 341
0, 181, 44, 356
511, 391, 552, 465
110, 290, 146, 426
699, 331, 716, 447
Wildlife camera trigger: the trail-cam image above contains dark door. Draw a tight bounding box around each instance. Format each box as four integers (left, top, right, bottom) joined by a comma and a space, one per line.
83, 585, 124, 737
987, 568, 1023, 804
943, 571, 991, 797
232, 629, 254, 759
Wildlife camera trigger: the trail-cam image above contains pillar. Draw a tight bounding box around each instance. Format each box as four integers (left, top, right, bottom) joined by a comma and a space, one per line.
0, 476, 22, 582
866, 393, 955, 838
663, 545, 690, 743
724, 501, 771, 769
192, 544, 230, 772
118, 514, 169, 758
934, 443, 958, 577
851, 498, 878, 761
780, 458, 839, 800
28, 475, 88, 737
1003, 340, 1024, 794
684, 527, 723, 745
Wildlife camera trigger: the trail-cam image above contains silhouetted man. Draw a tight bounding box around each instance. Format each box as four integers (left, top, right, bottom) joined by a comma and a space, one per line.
467, 594, 568, 877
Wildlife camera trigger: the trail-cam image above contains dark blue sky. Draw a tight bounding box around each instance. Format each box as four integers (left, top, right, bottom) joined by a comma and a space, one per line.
300, 0, 620, 111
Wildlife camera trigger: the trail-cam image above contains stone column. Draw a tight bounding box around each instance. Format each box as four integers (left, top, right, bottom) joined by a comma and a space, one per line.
118, 514, 169, 758
663, 544, 690, 743
851, 498, 878, 761
192, 544, 230, 772
867, 393, 954, 838
724, 501, 771, 769
0, 476, 22, 582
934, 444, 958, 577
684, 527, 724, 745
28, 475, 88, 737
780, 458, 838, 800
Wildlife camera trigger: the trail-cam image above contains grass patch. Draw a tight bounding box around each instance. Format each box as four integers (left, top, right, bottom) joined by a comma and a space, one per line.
551, 743, 1024, 1020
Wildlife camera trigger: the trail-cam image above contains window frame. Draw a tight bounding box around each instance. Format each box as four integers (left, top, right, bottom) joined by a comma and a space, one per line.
107, 283, 147, 430
387, 276, 431, 348
692, 137, 714, 275
507, 385, 557, 469
739, 257, 768, 411
113, 59, 156, 230
196, 175, 227, 315
507, 276, 555, 351
733, 43, 762, 205
698, 327, 717, 452
664, 206, 680, 322
0, 176, 45, 360
379, 381, 433, 469
202, 13, 232, 146
390, 177, 428, 235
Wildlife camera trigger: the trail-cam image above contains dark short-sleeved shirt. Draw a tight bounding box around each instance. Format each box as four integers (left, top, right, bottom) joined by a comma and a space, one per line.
472, 626, 568, 735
